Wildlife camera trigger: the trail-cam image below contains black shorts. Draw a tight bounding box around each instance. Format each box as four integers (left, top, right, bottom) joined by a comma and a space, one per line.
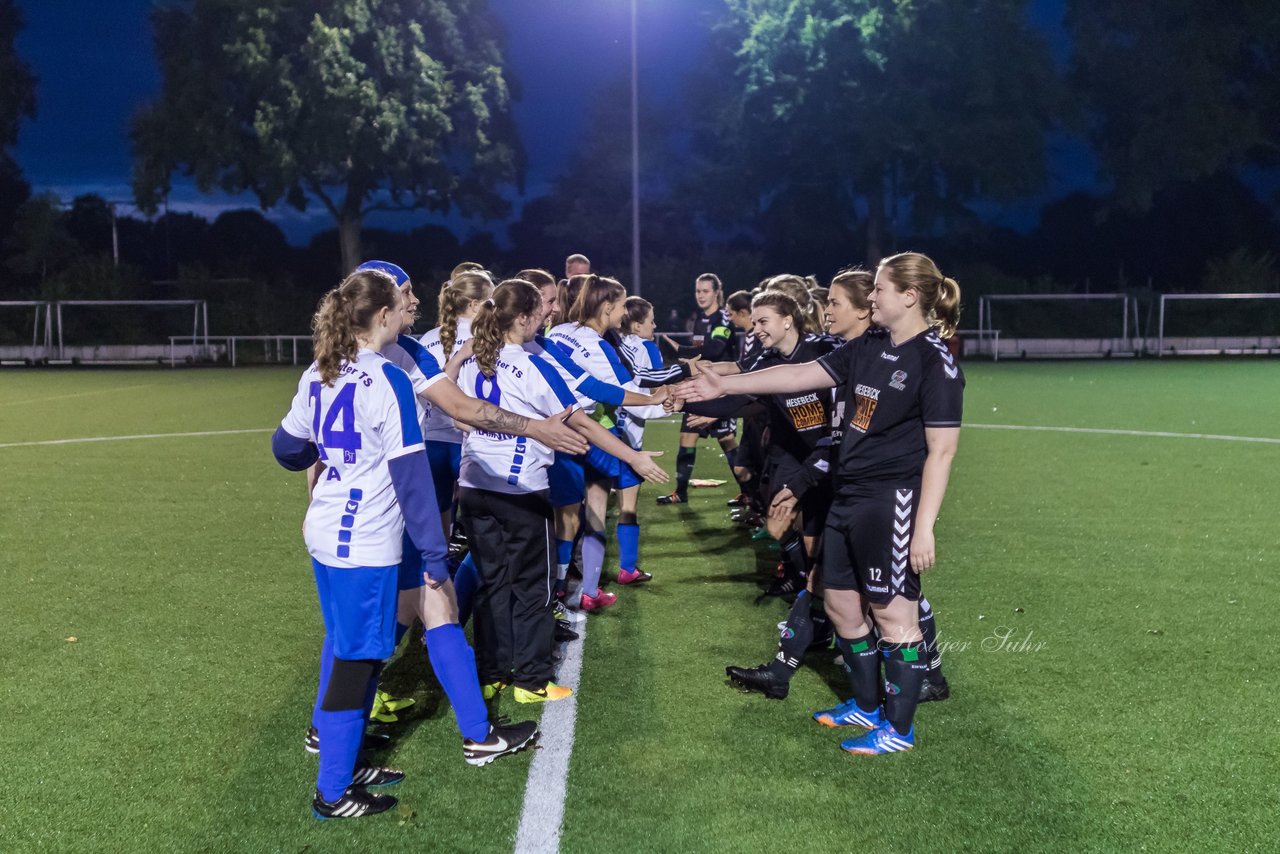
681, 412, 736, 440
763, 453, 831, 538
734, 414, 767, 472
821, 487, 920, 603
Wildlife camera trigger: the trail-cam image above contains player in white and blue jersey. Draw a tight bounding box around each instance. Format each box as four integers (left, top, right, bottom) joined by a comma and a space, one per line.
418, 270, 494, 532
457, 279, 667, 703
676, 252, 964, 756
548, 275, 649, 606
274, 269, 555, 818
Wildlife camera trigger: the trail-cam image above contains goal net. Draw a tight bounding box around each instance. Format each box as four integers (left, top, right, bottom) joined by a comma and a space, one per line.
977, 294, 1138, 358
0, 301, 55, 364
54, 300, 210, 364
1156, 293, 1280, 355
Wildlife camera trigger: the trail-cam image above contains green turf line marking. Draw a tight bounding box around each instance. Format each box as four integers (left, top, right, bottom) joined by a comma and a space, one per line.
514, 618, 587, 854
966, 423, 1280, 444
0, 427, 272, 449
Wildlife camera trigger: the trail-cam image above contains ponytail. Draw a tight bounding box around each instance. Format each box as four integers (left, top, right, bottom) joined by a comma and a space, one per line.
312, 269, 398, 386
877, 252, 962, 339
471, 279, 541, 378
439, 270, 494, 356
621, 296, 653, 335
763, 274, 822, 333
751, 290, 807, 337
568, 274, 626, 325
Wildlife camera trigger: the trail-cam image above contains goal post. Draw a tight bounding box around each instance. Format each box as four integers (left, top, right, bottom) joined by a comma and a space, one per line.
1156, 293, 1280, 356
53, 299, 210, 363
0, 300, 55, 363
977, 293, 1139, 358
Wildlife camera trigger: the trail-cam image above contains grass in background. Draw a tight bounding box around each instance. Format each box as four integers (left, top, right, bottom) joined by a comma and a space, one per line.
1, 361, 1277, 851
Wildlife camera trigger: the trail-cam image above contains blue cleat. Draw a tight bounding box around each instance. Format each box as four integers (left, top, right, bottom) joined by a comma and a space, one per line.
840, 722, 915, 755
812, 699, 884, 730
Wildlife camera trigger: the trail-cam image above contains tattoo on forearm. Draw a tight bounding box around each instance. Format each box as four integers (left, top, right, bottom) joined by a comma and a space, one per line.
475, 403, 530, 435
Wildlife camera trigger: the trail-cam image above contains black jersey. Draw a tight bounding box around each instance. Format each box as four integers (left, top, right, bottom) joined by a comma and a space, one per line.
745, 333, 838, 462
817, 327, 964, 494
678, 307, 737, 363
737, 332, 762, 371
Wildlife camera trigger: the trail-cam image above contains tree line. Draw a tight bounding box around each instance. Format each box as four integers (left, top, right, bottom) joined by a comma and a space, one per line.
1, 0, 1277, 343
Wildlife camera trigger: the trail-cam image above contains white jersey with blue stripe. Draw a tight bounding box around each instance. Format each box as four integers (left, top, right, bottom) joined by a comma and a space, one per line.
279, 348, 426, 568
457, 344, 579, 494
418, 318, 472, 444
620, 334, 668, 423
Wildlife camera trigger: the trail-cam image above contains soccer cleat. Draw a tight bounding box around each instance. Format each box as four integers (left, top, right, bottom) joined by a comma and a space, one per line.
304, 726, 392, 755
513, 682, 574, 704
376, 691, 415, 712
351, 763, 405, 788
655, 492, 686, 505
725, 664, 789, 699
578, 590, 617, 612
617, 567, 652, 585
726, 492, 750, 507
765, 571, 804, 598
311, 786, 398, 820
480, 681, 506, 701
463, 718, 540, 766
554, 621, 580, 642
918, 675, 951, 703
750, 526, 772, 541
840, 722, 915, 755
813, 698, 884, 730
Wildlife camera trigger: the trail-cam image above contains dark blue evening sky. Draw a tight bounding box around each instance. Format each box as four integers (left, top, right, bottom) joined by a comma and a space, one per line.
14, 0, 1087, 243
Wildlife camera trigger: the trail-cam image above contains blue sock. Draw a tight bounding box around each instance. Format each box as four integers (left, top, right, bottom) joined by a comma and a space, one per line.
315, 705, 366, 802
453, 554, 479, 627
617, 523, 639, 571
555, 539, 573, 595
580, 529, 606, 597
311, 635, 334, 730
425, 624, 490, 742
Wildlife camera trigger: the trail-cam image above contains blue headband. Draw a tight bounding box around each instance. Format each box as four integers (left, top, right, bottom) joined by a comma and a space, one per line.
355, 260, 410, 287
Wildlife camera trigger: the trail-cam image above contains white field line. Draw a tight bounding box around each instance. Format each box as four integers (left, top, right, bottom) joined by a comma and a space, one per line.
513, 620, 587, 854
7, 383, 156, 406
0, 427, 272, 450
965, 422, 1280, 445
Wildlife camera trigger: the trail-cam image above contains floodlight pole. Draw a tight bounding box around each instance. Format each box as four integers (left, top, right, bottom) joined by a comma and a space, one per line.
630, 0, 641, 296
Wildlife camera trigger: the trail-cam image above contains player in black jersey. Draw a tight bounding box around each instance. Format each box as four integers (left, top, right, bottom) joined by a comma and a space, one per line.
656, 273, 743, 504
678, 252, 963, 754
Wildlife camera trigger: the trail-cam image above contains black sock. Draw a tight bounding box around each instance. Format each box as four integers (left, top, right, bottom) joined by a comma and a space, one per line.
675, 446, 696, 499
766, 590, 813, 680
779, 531, 808, 580
918, 597, 943, 676
809, 593, 831, 643
723, 446, 749, 492
883, 641, 928, 734
834, 632, 879, 713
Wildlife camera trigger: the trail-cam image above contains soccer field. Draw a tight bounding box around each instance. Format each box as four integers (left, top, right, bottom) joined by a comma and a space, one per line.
2, 361, 1277, 852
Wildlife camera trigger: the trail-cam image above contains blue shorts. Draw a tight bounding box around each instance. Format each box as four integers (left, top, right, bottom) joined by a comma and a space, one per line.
425, 440, 461, 511
312, 559, 399, 660
397, 531, 426, 591
584, 431, 643, 490
549, 452, 585, 507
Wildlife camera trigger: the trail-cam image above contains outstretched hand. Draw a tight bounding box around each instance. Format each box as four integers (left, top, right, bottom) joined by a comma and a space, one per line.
673, 370, 725, 403
629, 451, 669, 484
535, 407, 589, 455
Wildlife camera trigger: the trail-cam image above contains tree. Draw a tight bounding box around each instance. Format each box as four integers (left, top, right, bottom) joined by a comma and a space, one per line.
132, 0, 521, 272
1067, 0, 1280, 211
693, 0, 1068, 262
0, 0, 36, 247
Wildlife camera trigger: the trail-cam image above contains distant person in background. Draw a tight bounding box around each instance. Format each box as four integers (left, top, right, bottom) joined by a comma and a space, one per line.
565, 253, 591, 279
655, 273, 743, 506
665, 308, 681, 331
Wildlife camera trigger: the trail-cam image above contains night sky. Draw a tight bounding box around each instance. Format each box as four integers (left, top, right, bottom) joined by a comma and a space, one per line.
14, 0, 1085, 244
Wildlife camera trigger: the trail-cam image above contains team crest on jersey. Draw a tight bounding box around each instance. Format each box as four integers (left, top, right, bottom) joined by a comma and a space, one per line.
344, 448, 357, 464
889, 370, 908, 391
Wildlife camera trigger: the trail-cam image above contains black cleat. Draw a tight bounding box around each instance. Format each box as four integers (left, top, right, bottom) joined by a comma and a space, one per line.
918, 675, 951, 703
726, 492, 750, 507
726, 664, 790, 699
304, 726, 393, 755
655, 492, 686, 505
312, 786, 397, 820
554, 620, 580, 642
765, 572, 804, 598
351, 763, 405, 788
463, 718, 539, 766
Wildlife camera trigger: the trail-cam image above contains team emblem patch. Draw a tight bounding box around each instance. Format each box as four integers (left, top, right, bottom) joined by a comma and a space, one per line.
889, 370, 908, 391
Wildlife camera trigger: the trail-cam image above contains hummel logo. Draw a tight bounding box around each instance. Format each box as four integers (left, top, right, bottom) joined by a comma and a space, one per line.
345, 500, 360, 513
943, 364, 958, 379
879, 352, 899, 361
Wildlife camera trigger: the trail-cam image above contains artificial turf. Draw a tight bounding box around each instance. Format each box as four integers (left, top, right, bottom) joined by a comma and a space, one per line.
1, 361, 1276, 851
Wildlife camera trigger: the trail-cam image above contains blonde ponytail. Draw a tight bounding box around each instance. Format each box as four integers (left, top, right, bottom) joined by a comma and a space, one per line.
440, 270, 494, 356
471, 279, 541, 378
312, 269, 398, 385
877, 252, 962, 339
